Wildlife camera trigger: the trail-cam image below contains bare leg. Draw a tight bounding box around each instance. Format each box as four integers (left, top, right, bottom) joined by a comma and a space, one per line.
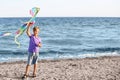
25, 65, 30, 75
33, 64, 37, 75
22, 65, 30, 78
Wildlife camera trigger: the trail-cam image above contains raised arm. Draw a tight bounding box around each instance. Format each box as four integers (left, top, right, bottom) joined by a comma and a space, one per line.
26, 22, 33, 37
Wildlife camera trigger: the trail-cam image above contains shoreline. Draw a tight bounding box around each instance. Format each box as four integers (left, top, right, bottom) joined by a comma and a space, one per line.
1, 55, 119, 64
0, 56, 120, 80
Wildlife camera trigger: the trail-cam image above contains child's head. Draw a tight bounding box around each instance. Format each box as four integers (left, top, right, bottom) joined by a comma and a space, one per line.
33, 26, 40, 36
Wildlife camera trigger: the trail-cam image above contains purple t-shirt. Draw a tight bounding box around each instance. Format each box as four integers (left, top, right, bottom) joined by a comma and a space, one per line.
28, 34, 41, 53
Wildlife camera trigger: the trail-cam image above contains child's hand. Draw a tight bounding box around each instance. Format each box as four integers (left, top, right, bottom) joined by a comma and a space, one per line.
38, 43, 42, 47
26, 22, 33, 27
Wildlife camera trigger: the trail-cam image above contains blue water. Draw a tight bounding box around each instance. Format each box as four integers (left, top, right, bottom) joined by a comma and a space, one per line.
0, 17, 120, 62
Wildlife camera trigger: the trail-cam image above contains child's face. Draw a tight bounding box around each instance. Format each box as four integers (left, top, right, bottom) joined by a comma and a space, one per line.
33, 29, 39, 35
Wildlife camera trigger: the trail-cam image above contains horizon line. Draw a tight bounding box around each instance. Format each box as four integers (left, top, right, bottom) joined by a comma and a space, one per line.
0, 16, 120, 18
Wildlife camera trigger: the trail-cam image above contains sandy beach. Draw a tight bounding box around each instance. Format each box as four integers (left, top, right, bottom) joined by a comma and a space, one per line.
0, 56, 120, 80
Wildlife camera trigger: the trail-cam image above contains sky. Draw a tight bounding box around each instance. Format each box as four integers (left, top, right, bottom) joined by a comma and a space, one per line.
0, 0, 120, 17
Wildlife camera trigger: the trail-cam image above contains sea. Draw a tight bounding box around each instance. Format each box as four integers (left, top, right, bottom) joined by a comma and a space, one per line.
0, 17, 120, 62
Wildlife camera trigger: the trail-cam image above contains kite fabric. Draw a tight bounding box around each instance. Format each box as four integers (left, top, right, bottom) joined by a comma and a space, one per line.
15, 7, 40, 47
0, 32, 11, 37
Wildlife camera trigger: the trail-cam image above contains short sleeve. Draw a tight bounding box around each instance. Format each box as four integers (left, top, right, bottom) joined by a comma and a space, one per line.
29, 34, 33, 38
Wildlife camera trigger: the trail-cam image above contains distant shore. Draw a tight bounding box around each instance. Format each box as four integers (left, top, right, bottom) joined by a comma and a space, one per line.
0, 56, 120, 80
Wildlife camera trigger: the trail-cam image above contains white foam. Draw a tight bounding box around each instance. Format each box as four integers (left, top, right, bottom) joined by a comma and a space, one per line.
77, 51, 119, 58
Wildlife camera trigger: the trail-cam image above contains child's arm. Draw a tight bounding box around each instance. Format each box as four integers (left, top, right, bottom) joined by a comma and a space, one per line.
38, 43, 42, 47
26, 22, 33, 37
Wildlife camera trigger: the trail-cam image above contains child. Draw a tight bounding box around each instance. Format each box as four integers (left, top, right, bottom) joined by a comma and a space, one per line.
22, 22, 42, 78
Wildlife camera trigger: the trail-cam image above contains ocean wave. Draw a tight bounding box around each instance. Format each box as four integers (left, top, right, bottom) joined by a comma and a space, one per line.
0, 49, 120, 62
45, 39, 82, 46
110, 23, 120, 26
1, 47, 120, 55
40, 51, 120, 59
0, 50, 64, 56
82, 24, 100, 27
82, 47, 120, 53
0, 50, 27, 55
77, 51, 119, 58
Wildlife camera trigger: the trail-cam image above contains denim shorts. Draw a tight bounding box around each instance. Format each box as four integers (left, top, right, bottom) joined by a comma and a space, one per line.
27, 52, 39, 65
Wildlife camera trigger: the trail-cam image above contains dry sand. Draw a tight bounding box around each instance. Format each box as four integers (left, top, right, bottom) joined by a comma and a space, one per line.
0, 56, 120, 80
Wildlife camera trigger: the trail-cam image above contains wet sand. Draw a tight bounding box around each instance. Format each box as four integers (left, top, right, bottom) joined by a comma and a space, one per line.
0, 56, 120, 80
